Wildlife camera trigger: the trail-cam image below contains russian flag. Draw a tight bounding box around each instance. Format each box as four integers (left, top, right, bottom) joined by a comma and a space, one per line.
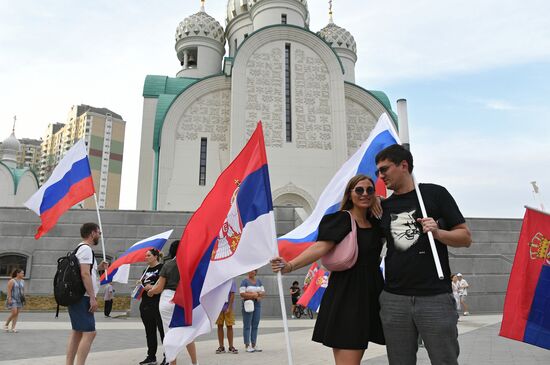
278, 113, 400, 261
24, 139, 95, 239
500, 207, 550, 350
100, 230, 173, 285
163, 122, 276, 362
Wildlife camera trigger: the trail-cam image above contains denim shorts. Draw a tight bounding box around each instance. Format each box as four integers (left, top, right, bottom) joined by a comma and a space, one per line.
68, 296, 96, 332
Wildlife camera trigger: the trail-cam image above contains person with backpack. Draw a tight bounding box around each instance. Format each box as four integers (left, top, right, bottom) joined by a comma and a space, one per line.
65, 222, 109, 365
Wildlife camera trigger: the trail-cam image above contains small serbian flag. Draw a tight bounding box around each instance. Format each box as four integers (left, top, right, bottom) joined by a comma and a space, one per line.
298, 268, 329, 311
278, 113, 399, 261
500, 207, 550, 350
24, 139, 95, 239
100, 230, 173, 285
303, 262, 319, 292
132, 284, 144, 300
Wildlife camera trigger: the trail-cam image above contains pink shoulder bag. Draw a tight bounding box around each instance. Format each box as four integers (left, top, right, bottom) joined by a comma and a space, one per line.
321, 211, 358, 271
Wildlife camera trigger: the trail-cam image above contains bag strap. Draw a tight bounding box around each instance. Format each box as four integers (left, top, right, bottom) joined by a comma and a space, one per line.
74, 244, 93, 274
344, 210, 357, 233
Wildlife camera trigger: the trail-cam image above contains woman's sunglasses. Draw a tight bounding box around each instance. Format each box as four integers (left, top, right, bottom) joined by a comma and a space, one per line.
353, 186, 375, 196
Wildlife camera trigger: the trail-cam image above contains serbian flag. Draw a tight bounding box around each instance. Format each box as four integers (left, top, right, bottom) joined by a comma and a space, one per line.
100, 230, 173, 285
298, 268, 329, 311
278, 113, 400, 260
303, 262, 319, 292
163, 122, 276, 362
24, 139, 95, 239
500, 207, 550, 350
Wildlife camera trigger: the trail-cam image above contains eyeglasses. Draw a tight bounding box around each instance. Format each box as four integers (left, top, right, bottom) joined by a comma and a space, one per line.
375, 164, 392, 177
353, 186, 375, 196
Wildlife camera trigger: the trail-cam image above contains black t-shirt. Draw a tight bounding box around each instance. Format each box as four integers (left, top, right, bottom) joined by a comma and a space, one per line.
290, 285, 301, 299
380, 183, 465, 296
141, 263, 163, 303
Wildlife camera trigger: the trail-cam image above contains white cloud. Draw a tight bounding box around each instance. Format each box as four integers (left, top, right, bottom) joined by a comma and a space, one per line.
483, 100, 517, 111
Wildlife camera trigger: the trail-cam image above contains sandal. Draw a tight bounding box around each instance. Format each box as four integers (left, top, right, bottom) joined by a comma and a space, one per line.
228, 346, 239, 354
215, 346, 225, 354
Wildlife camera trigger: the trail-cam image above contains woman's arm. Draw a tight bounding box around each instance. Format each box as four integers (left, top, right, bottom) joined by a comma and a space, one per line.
271, 240, 335, 274
147, 277, 166, 296
6, 279, 13, 303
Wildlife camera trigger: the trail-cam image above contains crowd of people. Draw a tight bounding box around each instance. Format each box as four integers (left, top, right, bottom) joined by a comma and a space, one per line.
3, 144, 473, 365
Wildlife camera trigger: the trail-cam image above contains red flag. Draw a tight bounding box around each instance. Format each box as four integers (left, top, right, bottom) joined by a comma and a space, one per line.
499, 207, 550, 350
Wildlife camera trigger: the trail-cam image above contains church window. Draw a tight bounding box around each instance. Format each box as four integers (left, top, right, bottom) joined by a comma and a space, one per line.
285, 43, 292, 142
0, 254, 28, 278
234, 38, 238, 55
281, 14, 287, 24
244, 33, 249, 39
199, 138, 207, 186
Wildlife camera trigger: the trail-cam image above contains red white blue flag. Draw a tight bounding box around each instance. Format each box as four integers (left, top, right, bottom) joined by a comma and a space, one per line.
100, 230, 173, 285
303, 262, 319, 292
24, 139, 95, 239
163, 122, 276, 361
500, 207, 550, 350
298, 268, 329, 311
278, 113, 399, 261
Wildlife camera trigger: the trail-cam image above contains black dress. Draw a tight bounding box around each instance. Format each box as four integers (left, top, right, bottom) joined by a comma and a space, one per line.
312, 211, 385, 349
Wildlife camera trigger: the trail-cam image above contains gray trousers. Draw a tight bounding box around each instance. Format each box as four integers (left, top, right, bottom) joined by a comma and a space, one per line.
379, 290, 459, 365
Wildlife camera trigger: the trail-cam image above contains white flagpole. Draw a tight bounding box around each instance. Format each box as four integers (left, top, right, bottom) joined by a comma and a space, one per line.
397, 99, 444, 280
271, 216, 294, 365
93, 193, 107, 262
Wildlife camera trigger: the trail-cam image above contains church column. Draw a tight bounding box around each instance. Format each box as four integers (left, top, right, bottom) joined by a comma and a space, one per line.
183, 49, 189, 69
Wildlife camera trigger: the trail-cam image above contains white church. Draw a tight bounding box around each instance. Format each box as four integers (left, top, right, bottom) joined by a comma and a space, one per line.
137, 0, 398, 215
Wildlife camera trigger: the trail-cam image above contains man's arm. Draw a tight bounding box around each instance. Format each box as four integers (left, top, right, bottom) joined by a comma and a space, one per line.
417, 219, 472, 248
80, 263, 97, 312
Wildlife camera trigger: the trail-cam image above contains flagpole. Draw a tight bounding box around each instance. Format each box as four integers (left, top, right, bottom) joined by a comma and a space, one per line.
93, 193, 107, 262
397, 99, 444, 280
271, 217, 294, 365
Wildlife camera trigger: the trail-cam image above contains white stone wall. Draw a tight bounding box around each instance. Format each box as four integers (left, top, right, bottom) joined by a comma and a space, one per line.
345, 98, 377, 156
14, 172, 38, 207
136, 98, 159, 210
0, 165, 15, 207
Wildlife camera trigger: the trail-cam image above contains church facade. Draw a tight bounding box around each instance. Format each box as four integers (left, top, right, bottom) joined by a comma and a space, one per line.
137, 0, 397, 214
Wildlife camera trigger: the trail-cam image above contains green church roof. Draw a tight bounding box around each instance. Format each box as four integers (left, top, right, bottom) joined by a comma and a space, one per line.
0, 161, 39, 194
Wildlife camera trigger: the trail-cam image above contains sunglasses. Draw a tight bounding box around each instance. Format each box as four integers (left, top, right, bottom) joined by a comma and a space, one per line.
353, 186, 375, 196
375, 164, 392, 177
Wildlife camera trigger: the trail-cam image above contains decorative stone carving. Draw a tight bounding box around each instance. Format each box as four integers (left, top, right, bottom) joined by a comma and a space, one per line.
245, 47, 284, 147
294, 48, 332, 150
272, 182, 316, 213
176, 90, 231, 150
345, 98, 377, 156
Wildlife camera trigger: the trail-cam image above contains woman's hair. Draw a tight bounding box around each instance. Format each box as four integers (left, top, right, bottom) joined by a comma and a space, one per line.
147, 248, 163, 260
168, 240, 180, 259
339, 174, 375, 211
10, 268, 23, 278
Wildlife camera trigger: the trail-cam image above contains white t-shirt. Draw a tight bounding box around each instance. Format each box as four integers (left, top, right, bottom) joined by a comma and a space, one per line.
75, 243, 99, 297
458, 278, 468, 296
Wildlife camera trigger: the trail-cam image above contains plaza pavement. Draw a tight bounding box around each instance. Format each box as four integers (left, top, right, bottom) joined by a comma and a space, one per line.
0, 312, 549, 364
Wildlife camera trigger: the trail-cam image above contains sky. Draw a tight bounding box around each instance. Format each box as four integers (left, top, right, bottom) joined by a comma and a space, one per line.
1, 0, 549, 218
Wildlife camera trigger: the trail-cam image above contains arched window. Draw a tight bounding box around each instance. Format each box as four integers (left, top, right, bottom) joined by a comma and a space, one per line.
0, 254, 28, 277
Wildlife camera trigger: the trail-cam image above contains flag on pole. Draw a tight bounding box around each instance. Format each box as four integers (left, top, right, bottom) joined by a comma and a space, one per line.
298, 269, 329, 311
500, 207, 550, 350
278, 113, 399, 261
163, 122, 276, 362
24, 139, 95, 239
100, 230, 173, 285
303, 262, 319, 292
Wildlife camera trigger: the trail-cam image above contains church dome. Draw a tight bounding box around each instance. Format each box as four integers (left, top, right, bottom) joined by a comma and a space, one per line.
318, 22, 357, 53
226, 0, 250, 23
175, 9, 225, 45
2, 132, 20, 153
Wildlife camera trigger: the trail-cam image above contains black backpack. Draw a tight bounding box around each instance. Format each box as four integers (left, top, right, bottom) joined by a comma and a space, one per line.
53, 244, 93, 317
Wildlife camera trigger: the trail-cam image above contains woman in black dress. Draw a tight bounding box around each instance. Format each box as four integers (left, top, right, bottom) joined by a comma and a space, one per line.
271, 174, 385, 365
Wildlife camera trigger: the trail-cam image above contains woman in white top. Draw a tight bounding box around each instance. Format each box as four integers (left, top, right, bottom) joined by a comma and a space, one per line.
451, 275, 460, 311
239, 269, 265, 353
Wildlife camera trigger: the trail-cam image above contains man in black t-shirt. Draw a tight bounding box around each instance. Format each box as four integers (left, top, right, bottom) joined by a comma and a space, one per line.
375, 144, 472, 365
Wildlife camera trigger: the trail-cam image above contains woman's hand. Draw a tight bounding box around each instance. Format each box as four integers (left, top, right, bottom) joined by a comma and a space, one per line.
270, 257, 292, 274
370, 196, 383, 219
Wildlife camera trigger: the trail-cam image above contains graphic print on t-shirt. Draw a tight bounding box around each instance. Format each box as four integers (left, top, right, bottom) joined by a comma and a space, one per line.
390, 209, 421, 251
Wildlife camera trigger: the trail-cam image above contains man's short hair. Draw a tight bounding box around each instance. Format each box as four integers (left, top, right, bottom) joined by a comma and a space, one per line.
80, 223, 100, 239
375, 144, 414, 173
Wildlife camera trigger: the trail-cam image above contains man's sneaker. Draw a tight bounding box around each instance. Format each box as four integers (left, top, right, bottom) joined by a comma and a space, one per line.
252, 346, 262, 352
291, 315, 296, 319
228, 346, 239, 354
216, 346, 225, 354
139, 357, 157, 365
463, 311, 470, 316
246, 346, 255, 353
